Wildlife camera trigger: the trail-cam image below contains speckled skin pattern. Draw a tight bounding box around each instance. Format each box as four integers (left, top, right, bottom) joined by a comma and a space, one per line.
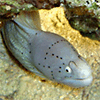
1, 11, 93, 87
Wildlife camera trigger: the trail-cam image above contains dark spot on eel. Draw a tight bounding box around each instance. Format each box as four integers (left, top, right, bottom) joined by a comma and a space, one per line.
44, 57, 46, 60
52, 54, 54, 56
63, 63, 65, 65
59, 71, 61, 73
46, 52, 48, 55
38, 63, 40, 65
48, 66, 50, 68
35, 33, 37, 35
43, 65, 45, 67
56, 56, 59, 58
60, 57, 63, 59
59, 66, 61, 69
29, 43, 31, 45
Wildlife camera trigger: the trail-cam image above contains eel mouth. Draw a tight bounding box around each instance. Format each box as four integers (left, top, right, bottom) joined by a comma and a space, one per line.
75, 75, 92, 80
61, 75, 93, 87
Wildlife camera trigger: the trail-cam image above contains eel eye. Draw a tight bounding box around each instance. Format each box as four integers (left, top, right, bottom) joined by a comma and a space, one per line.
65, 66, 71, 73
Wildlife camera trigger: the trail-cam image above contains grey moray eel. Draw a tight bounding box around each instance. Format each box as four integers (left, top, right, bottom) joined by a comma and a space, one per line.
1, 11, 93, 87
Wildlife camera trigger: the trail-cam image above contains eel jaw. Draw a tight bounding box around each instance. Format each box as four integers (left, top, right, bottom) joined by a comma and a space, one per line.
60, 75, 93, 88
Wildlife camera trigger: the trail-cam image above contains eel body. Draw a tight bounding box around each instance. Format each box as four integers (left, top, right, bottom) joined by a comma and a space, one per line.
1, 11, 93, 87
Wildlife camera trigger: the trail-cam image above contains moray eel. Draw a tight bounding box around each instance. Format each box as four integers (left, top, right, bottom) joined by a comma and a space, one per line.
1, 11, 93, 87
